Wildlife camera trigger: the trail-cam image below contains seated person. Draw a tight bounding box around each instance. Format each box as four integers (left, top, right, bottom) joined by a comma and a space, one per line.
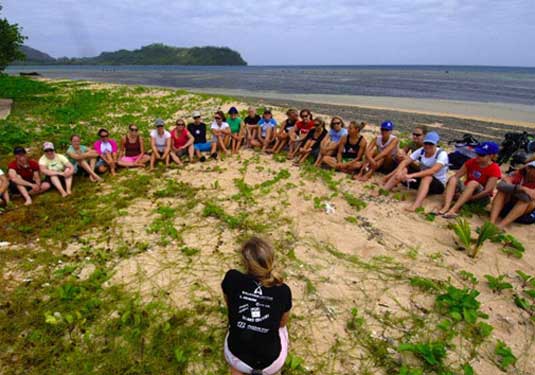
355, 121, 399, 181
250, 108, 277, 153
396, 126, 428, 162
314, 116, 348, 167
227, 107, 245, 155
170, 119, 194, 164
117, 124, 150, 168
382, 132, 449, 212
439, 142, 501, 218
7, 146, 50, 205
67, 135, 102, 181
94, 128, 118, 176
210, 111, 231, 159
0, 168, 9, 206
321, 121, 367, 173
150, 118, 171, 170
244, 107, 261, 148
222, 237, 292, 375
188, 111, 211, 162
39, 142, 74, 198
490, 161, 535, 229
269, 109, 298, 155
288, 109, 314, 159
294, 118, 328, 165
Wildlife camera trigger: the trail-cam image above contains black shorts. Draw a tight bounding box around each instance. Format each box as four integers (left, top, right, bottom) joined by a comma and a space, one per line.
8, 181, 36, 195
407, 177, 445, 195
378, 160, 398, 174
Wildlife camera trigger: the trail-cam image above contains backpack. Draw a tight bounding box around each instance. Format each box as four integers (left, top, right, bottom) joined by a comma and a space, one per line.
447, 134, 479, 170
497, 132, 534, 165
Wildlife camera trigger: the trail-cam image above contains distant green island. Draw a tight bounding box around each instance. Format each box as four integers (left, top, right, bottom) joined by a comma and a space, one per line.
14, 43, 247, 66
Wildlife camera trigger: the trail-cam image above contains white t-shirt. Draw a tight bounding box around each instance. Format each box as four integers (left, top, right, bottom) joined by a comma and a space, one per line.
211, 121, 230, 132
410, 147, 449, 185
150, 129, 171, 152
0, 168, 4, 176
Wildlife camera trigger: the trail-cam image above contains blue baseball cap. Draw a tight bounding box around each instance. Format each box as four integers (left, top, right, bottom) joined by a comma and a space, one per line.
423, 131, 440, 145
228, 106, 238, 114
475, 141, 500, 156
381, 121, 394, 131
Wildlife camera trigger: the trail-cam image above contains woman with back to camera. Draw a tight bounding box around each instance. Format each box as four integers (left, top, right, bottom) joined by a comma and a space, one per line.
222, 237, 292, 375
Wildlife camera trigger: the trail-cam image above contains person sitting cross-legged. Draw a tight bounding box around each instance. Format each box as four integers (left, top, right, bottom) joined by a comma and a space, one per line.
150, 118, 172, 170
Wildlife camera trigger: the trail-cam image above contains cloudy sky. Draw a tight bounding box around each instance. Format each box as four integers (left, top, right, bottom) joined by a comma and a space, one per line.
3, 0, 535, 66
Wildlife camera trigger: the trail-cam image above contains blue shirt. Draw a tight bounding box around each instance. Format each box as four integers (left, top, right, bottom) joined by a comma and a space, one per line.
329, 128, 348, 143
258, 118, 277, 137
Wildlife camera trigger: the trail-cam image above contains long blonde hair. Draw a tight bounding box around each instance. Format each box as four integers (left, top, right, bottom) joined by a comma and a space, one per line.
241, 237, 282, 287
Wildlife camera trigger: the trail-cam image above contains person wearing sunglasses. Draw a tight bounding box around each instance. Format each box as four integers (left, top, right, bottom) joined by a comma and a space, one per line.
314, 116, 348, 167
293, 117, 328, 165
210, 110, 231, 159
355, 120, 399, 182
382, 132, 449, 211
250, 108, 277, 153
39, 142, 75, 198
118, 124, 150, 168
269, 109, 298, 155
321, 121, 367, 173
150, 118, 172, 170
7, 146, 51, 205
170, 119, 195, 164
66, 134, 102, 182
187, 111, 211, 162
288, 109, 314, 159
93, 128, 118, 176
438, 141, 501, 219
490, 161, 535, 229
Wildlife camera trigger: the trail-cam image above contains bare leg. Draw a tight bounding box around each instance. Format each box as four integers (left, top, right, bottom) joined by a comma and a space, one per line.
50, 176, 68, 197
65, 176, 73, 195
169, 152, 183, 166
150, 153, 156, 171
444, 180, 481, 215
406, 176, 433, 211
80, 160, 102, 181
230, 366, 245, 375
489, 191, 507, 224
16, 184, 32, 205
498, 201, 535, 229
439, 177, 458, 214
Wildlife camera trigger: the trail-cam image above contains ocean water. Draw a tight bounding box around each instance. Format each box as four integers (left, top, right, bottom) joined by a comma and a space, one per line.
7, 65, 535, 106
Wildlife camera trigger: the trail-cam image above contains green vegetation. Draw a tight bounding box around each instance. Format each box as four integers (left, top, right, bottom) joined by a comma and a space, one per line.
494, 340, 517, 370
450, 219, 500, 257
0, 5, 26, 71
484, 274, 512, 293
14, 43, 247, 66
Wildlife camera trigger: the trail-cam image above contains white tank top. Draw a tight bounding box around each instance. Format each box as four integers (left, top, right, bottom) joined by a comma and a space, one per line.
376, 134, 398, 157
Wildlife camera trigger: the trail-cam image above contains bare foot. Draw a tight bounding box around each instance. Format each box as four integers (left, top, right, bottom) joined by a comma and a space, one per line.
24, 199, 32, 206
61, 192, 68, 198
89, 175, 96, 182
404, 205, 417, 212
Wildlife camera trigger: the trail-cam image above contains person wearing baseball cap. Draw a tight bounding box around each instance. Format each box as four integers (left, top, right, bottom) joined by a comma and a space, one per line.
438, 141, 502, 218
355, 120, 399, 181
490, 159, 535, 229
382, 131, 449, 211
187, 111, 211, 162
38, 142, 75, 198
7, 146, 51, 205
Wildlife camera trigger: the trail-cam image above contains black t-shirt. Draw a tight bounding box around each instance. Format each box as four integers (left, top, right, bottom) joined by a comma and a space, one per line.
187, 122, 207, 144
222, 269, 292, 369
342, 135, 363, 159
283, 119, 296, 133
305, 128, 327, 150
244, 115, 261, 125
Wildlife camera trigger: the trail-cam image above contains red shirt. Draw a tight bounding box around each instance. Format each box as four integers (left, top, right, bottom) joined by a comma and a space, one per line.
8, 159, 39, 182
511, 170, 535, 189
171, 128, 189, 148
464, 158, 501, 186
296, 120, 314, 135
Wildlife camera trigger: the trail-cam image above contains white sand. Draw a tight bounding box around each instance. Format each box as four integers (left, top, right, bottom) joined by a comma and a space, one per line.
0, 99, 13, 120
188, 88, 535, 127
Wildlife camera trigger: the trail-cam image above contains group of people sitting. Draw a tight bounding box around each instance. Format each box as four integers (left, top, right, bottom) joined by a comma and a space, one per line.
1, 106, 534, 229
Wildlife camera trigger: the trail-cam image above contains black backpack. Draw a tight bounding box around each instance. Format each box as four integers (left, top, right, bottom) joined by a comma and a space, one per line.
447, 134, 480, 170
497, 132, 534, 165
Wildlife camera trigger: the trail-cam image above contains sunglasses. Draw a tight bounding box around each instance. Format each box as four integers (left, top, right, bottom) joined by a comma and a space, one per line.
100, 134, 109, 138
193, 116, 200, 119
44, 149, 54, 152
423, 142, 435, 146
380, 128, 390, 131
129, 128, 138, 131
412, 133, 423, 136
214, 117, 222, 120
332, 121, 341, 125
176, 123, 185, 126
301, 114, 309, 118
